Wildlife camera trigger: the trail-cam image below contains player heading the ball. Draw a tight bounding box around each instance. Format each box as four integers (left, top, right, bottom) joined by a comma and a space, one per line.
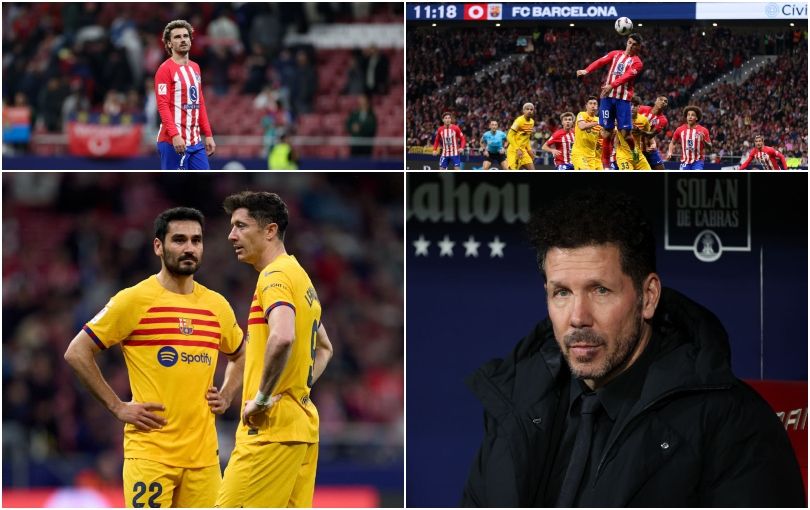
577, 33, 644, 169
155, 20, 216, 170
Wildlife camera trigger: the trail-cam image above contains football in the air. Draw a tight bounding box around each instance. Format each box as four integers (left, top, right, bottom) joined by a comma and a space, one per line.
615, 17, 633, 35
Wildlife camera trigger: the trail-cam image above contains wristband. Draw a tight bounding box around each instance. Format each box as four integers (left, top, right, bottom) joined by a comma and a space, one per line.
255, 390, 271, 407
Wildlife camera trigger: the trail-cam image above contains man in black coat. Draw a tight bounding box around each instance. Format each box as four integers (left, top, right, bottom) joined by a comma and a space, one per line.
462, 190, 805, 507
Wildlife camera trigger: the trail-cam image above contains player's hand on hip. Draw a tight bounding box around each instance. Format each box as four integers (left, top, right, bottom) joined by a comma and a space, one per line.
599, 85, 612, 97
172, 135, 186, 155
206, 386, 229, 415
242, 395, 281, 427
205, 137, 216, 157
113, 400, 167, 431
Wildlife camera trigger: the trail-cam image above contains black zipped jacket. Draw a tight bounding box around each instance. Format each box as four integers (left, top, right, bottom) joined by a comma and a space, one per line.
462, 288, 805, 507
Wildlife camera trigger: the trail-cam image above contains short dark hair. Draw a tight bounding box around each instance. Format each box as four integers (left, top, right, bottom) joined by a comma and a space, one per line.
527, 190, 656, 292
442, 112, 452, 119
154, 207, 204, 243
628, 33, 643, 45
683, 105, 702, 121
223, 191, 289, 240
631, 95, 642, 106
586, 95, 598, 104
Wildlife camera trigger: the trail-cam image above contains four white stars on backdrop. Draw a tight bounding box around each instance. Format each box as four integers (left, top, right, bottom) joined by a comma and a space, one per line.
412, 235, 506, 258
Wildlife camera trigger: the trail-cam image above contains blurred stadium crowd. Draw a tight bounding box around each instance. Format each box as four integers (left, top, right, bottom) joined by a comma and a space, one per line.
2, 2, 403, 160
407, 24, 807, 167
2, 173, 403, 489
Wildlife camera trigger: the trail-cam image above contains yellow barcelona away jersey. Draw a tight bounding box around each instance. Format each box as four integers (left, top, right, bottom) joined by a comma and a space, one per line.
573, 111, 602, 154
507, 115, 534, 150
616, 113, 651, 156
83, 276, 243, 468
238, 253, 322, 444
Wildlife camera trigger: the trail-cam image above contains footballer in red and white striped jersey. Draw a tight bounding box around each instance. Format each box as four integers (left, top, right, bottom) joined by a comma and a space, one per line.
541, 112, 575, 170
638, 96, 669, 169
432, 112, 466, 169
155, 20, 215, 170
667, 105, 712, 170
740, 136, 788, 169
582, 48, 643, 102
577, 34, 644, 169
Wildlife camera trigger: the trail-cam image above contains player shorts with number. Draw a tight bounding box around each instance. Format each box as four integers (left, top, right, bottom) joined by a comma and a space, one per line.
157, 141, 210, 170
506, 147, 533, 169
598, 97, 632, 131
123, 458, 221, 508
439, 155, 461, 169
616, 150, 651, 170
215, 441, 318, 508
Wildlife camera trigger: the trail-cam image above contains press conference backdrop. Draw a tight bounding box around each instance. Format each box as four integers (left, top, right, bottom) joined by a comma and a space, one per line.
406, 172, 808, 507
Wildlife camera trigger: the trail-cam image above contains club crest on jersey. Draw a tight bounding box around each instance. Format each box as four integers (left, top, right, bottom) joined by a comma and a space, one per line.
158, 83, 167, 95
178, 317, 194, 335
615, 63, 625, 74
189, 86, 198, 102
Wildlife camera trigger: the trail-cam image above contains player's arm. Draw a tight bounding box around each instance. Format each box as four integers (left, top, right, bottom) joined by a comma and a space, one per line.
456, 126, 467, 151
606, 60, 643, 91
577, 118, 599, 131
577, 51, 616, 77
242, 306, 296, 426
739, 149, 754, 170
700, 128, 712, 150
310, 322, 333, 386
541, 134, 560, 157
432, 131, 441, 156
666, 129, 680, 160
197, 68, 216, 156
155, 66, 185, 155
208, 344, 245, 414
507, 128, 526, 158
775, 149, 787, 169
64, 330, 167, 430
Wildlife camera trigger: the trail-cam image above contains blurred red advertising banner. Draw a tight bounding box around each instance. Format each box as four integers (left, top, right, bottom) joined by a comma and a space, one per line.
67, 122, 141, 158
2, 485, 379, 507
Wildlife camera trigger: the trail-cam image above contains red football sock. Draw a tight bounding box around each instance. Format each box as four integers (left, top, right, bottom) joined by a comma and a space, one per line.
601, 138, 612, 168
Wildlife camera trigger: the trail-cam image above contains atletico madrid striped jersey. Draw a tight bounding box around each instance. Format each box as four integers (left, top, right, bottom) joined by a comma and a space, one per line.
584, 50, 643, 101
238, 254, 322, 445
545, 128, 575, 166
83, 275, 243, 468
433, 124, 466, 157
672, 123, 711, 164
740, 145, 787, 170
154, 58, 213, 147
